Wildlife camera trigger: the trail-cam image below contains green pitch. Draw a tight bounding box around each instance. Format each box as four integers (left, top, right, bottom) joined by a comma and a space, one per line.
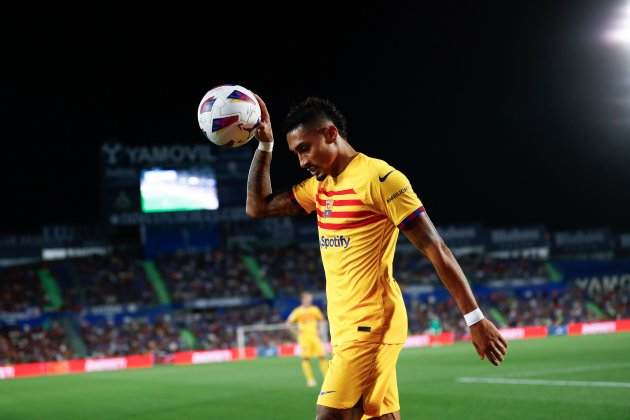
1, 334, 629, 420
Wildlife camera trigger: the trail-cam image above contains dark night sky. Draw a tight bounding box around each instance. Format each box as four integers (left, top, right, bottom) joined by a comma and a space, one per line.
2, 1, 630, 235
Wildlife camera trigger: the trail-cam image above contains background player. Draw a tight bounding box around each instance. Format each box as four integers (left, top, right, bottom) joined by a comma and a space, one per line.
286, 292, 329, 387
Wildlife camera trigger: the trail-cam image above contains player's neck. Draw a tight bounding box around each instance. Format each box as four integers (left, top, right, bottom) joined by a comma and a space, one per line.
330, 139, 358, 178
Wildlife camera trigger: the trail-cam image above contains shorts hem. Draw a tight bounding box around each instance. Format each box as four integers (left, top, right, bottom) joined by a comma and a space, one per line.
377, 406, 401, 416
316, 400, 360, 410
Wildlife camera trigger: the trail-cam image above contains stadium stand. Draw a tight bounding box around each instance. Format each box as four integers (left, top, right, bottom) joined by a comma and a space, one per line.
154, 249, 262, 302
1, 248, 629, 365
0, 322, 73, 365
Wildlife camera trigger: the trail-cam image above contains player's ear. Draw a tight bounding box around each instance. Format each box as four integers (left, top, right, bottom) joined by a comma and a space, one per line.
324, 125, 338, 143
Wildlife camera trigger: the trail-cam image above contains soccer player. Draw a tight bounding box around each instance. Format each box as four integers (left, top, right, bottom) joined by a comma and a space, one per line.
286, 291, 329, 387
246, 95, 508, 420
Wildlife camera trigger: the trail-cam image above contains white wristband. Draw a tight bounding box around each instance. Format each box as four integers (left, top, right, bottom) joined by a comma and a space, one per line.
464, 308, 485, 327
257, 141, 274, 152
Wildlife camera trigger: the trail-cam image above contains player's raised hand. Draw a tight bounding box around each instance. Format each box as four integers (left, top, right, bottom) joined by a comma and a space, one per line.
253, 93, 274, 143
470, 319, 508, 366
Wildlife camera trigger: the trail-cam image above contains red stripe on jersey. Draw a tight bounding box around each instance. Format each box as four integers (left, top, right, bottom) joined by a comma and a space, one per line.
318, 188, 356, 196
318, 214, 386, 230
316, 198, 364, 206
316, 209, 378, 218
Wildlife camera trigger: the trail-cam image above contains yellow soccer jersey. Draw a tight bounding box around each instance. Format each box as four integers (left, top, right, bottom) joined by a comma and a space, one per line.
290, 153, 423, 345
287, 305, 325, 337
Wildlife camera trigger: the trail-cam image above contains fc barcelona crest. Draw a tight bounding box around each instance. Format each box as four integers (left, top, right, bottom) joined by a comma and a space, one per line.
324, 199, 334, 217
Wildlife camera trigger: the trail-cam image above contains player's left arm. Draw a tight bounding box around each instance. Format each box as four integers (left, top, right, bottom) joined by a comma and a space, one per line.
315, 307, 326, 339
286, 323, 299, 339
401, 212, 508, 366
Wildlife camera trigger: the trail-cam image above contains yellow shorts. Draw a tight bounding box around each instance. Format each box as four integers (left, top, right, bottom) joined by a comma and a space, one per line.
317, 341, 403, 418
298, 335, 325, 358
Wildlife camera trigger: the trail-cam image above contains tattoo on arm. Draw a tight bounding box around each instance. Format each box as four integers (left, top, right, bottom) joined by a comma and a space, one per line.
247, 149, 273, 206
246, 149, 304, 217
265, 191, 306, 217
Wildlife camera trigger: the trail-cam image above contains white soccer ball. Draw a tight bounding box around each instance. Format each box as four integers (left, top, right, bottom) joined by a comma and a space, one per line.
197, 85, 261, 148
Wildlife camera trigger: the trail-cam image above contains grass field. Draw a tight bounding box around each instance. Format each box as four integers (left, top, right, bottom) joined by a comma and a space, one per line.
1, 334, 629, 420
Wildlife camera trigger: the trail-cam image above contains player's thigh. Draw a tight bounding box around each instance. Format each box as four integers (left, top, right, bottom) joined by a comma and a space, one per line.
317, 342, 379, 410
317, 399, 399, 419
362, 344, 403, 418
317, 397, 363, 420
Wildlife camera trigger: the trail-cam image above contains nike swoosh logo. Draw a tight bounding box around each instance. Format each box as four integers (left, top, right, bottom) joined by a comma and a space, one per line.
319, 390, 336, 396
379, 170, 395, 182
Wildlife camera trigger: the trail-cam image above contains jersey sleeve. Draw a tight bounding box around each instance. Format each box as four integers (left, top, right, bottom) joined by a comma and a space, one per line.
290, 176, 318, 214
287, 309, 298, 324
373, 166, 424, 229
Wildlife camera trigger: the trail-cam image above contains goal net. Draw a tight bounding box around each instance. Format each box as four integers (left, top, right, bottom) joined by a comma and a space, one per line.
236, 321, 329, 359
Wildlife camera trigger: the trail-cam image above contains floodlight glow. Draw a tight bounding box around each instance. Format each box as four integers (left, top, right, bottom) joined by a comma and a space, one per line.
605, 27, 630, 44
605, 1, 630, 46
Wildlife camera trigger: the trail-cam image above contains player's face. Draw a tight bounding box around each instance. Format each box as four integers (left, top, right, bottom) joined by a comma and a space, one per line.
287, 125, 338, 181
301, 293, 313, 306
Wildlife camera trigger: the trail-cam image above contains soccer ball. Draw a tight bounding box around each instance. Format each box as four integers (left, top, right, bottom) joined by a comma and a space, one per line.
197, 85, 261, 147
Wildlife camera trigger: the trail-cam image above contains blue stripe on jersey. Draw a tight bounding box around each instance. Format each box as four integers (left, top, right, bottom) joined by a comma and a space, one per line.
397, 206, 425, 230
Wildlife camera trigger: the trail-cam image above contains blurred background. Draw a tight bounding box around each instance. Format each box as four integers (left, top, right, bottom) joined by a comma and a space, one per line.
1, 1, 629, 419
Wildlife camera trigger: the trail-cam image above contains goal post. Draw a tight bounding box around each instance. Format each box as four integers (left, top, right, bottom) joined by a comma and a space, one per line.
236, 321, 329, 359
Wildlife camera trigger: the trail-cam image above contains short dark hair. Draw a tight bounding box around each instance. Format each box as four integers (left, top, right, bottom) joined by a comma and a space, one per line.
284, 97, 348, 139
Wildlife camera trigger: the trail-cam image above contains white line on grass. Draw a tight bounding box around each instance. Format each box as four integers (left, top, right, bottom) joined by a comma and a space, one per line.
457, 377, 630, 388
504, 362, 630, 378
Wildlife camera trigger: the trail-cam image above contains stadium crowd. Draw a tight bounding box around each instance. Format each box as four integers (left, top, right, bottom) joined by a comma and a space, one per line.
0, 321, 72, 365
178, 304, 286, 350
0, 265, 45, 313
43, 255, 156, 311
394, 253, 550, 286
4, 250, 551, 311
1, 249, 628, 365
155, 249, 261, 302
256, 246, 325, 296
408, 285, 630, 338
79, 315, 183, 358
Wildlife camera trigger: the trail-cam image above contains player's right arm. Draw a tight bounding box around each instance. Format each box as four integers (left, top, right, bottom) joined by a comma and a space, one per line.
245, 94, 305, 219
286, 310, 299, 339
